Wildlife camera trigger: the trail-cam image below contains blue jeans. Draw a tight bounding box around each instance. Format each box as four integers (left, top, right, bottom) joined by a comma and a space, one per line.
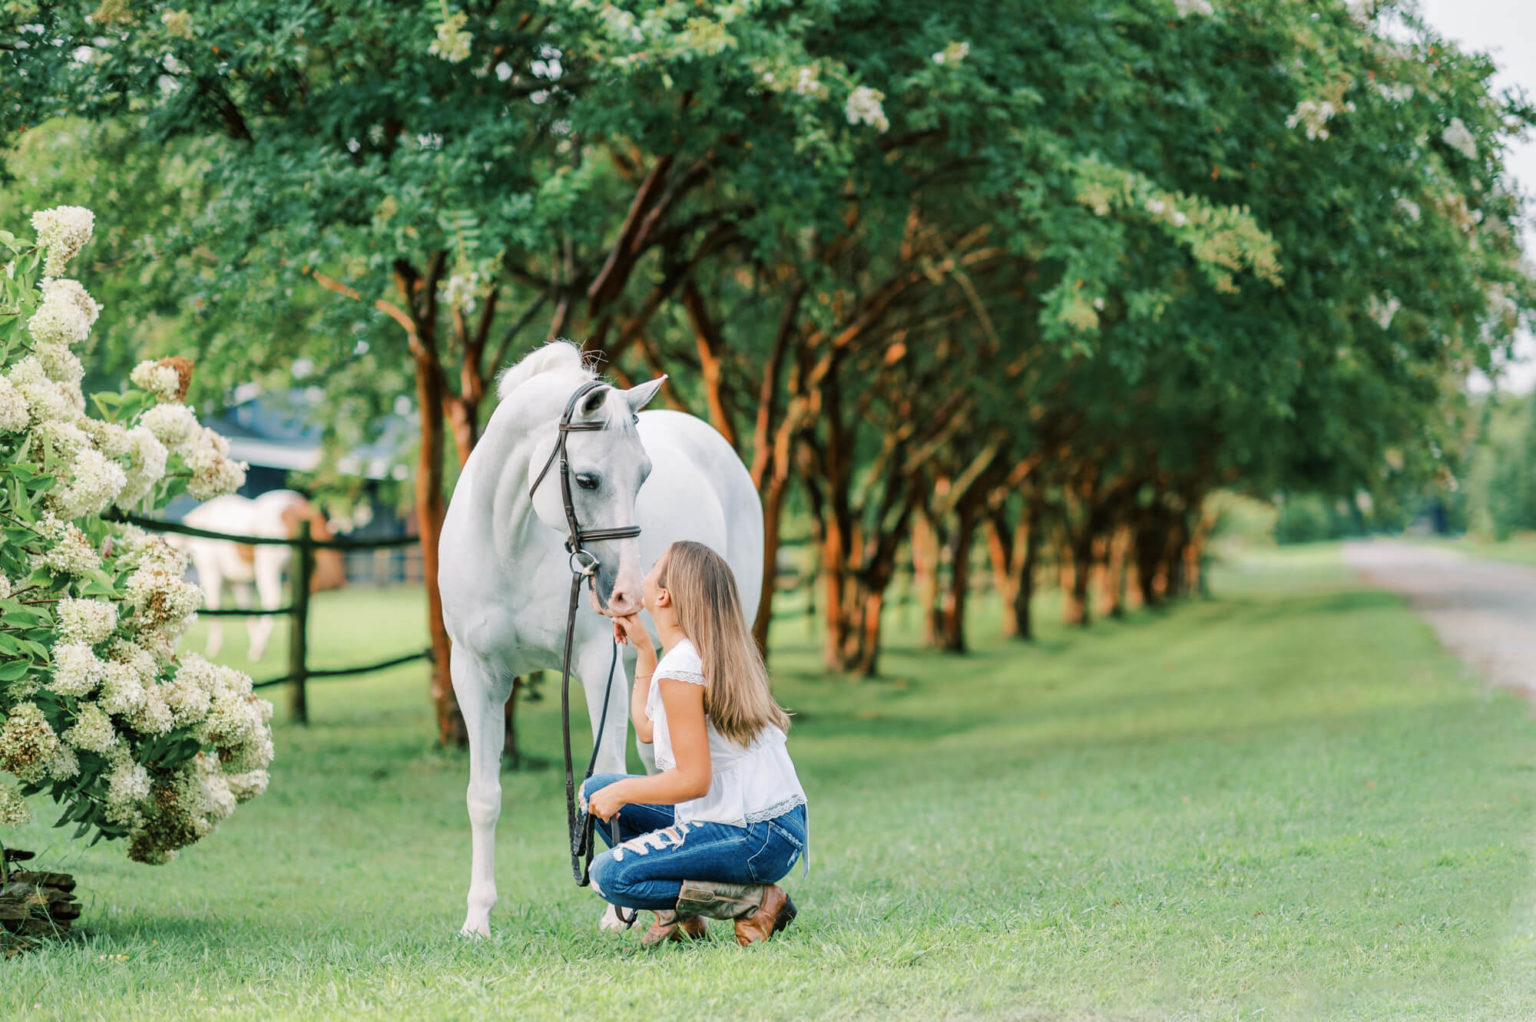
580, 773, 807, 911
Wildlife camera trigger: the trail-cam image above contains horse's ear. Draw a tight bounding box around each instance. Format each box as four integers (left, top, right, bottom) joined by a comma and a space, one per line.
580, 386, 608, 417
625, 376, 667, 413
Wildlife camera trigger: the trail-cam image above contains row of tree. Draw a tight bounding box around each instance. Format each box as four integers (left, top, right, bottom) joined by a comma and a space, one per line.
4, 0, 1532, 742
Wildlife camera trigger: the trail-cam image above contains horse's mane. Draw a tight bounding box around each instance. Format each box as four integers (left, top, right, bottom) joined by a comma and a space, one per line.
495, 341, 597, 402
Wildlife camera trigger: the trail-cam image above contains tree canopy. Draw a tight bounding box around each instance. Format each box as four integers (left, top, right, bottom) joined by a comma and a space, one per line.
4, 0, 1531, 727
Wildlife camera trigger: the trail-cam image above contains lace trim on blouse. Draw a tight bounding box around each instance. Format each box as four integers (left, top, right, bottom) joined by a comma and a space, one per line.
656, 668, 706, 686
743, 793, 806, 824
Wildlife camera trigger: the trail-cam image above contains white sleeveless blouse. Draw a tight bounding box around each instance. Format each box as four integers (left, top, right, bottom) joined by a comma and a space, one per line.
647, 638, 807, 828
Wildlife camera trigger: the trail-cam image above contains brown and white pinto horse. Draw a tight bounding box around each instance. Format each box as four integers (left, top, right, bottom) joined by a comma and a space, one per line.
173, 489, 346, 660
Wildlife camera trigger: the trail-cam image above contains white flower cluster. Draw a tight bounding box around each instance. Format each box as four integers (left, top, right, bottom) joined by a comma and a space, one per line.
0, 783, 29, 826
161, 9, 193, 39
130, 360, 183, 402
1144, 197, 1190, 227
1366, 294, 1402, 330
599, 5, 644, 45
428, 10, 472, 62
1286, 98, 1353, 141
2, 206, 271, 864
792, 67, 829, 100
1173, 0, 1214, 16
845, 85, 890, 133
30, 207, 94, 278
932, 41, 970, 65
1442, 118, 1477, 161
28, 277, 102, 347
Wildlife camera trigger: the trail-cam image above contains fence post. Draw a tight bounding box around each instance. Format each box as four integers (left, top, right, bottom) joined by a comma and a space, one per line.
288, 520, 313, 724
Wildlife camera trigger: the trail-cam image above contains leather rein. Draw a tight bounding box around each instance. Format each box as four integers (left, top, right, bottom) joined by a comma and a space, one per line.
528, 380, 640, 901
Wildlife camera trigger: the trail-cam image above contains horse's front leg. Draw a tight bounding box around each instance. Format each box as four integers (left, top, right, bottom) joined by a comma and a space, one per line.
452, 646, 512, 937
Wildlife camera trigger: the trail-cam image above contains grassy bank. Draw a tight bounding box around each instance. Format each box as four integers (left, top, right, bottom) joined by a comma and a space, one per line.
3, 547, 1534, 1020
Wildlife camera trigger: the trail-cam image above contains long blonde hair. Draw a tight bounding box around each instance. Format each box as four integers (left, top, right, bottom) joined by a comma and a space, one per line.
658, 541, 790, 745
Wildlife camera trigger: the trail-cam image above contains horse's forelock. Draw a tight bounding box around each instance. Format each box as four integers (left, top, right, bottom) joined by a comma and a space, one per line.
494, 340, 596, 402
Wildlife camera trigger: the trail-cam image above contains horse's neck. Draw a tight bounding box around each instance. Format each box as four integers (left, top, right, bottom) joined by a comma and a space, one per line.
472, 396, 557, 566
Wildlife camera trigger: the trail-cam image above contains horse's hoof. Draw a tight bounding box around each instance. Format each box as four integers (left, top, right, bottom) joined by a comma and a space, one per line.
459, 924, 490, 939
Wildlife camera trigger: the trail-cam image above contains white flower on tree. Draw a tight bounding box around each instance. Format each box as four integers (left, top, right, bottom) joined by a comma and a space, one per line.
33, 513, 104, 576
140, 403, 198, 446
49, 642, 107, 697
30, 206, 95, 277
1442, 118, 1477, 161
115, 426, 169, 511
27, 277, 102, 347
130, 360, 184, 402
57, 597, 119, 645
3, 205, 272, 866
34, 342, 85, 386
845, 85, 890, 133
932, 41, 970, 65
0, 784, 29, 827
1173, 0, 1214, 16
98, 661, 148, 717
1366, 294, 1402, 329
104, 756, 151, 827
0, 703, 62, 784
792, 67, 829, 100
0, 375, 29, 433
50, 446, 129, 519
63, 703, 119, 754
429, 10, 472, 62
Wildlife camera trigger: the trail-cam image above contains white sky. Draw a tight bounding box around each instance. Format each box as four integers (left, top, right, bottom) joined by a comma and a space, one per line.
1416, 0, 1536, 394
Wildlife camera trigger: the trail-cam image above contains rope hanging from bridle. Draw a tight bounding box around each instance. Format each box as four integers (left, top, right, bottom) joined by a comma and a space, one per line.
529, 380, 641, 924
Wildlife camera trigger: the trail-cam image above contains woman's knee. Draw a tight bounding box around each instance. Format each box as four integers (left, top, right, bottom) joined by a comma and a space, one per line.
588, 850, 630, 900
581, 773, 629, 802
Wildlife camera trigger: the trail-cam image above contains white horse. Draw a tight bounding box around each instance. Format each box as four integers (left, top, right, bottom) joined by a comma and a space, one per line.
174, 490, 346, 660
439, 342, 764, 938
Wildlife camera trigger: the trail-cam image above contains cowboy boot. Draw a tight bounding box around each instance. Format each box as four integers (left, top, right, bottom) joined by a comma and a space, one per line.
638, 909, 709, 948
676, 880, 797, 946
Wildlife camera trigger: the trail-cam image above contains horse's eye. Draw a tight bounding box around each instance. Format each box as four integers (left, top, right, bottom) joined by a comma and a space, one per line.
575, 472, 600, 491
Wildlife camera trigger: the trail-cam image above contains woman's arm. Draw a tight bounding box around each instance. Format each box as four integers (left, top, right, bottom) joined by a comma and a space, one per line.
629, 642, 656, 745
615, 615, 656, 743
587, 679, 711, 819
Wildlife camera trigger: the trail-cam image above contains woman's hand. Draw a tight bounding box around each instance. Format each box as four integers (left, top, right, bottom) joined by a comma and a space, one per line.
612, 613, 648, 649
587, 781, 628, 822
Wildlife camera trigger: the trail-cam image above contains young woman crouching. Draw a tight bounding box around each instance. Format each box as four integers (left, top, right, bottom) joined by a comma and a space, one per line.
581, 540, 808, 946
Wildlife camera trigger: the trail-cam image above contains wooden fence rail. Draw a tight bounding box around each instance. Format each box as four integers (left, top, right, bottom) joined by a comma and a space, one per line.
107, 511, 429, 724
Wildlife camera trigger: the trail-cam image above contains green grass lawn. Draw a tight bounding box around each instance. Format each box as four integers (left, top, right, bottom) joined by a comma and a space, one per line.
4, 547, 1536, 1020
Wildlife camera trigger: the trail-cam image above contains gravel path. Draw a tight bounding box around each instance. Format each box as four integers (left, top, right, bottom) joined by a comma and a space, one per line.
1343, 540, 1536, 696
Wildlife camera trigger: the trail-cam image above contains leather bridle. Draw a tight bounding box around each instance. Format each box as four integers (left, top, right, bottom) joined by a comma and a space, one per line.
528, 379, 643, 566
530, 379, 641, 914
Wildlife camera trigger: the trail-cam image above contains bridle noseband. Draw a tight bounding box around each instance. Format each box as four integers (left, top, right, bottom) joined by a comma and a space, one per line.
529, 380, 642, 576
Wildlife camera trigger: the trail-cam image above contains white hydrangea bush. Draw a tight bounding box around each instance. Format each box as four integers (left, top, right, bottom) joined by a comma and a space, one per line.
0, 208, 272, 865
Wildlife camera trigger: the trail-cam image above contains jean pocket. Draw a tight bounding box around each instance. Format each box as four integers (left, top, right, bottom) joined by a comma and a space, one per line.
746, 821, 802, 884
767, 818, 805, 851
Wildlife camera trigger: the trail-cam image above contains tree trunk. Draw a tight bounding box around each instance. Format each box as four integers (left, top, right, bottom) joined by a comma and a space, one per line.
1016, 523, 1037, 641
912, 508, 943, 648
1065, 531, 1094, 628
1100, 523, 1130, 619
984, 510, 1018, 638
752, 470, 790, 654
1135, 514, 1164, 609
413, 342, 462, 747
940, 500, 980, 653
854, 588, 885, 676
